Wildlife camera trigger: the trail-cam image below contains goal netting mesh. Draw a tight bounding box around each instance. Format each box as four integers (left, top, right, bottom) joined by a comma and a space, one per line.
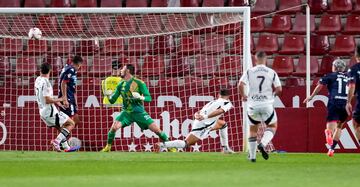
0, 8, 251, 152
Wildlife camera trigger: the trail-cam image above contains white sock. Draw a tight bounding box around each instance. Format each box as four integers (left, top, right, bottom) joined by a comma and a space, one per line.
61, 141, 70, 150
163, 140, 186, 148
261, 129, 275, 147
248, 137, 257, 160
55, 128, 70, 143
55, 133, 66, 143
220, 124, 229, 148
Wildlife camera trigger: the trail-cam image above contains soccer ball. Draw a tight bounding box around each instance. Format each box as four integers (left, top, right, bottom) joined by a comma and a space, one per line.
68, 137, 82, 147
28, 27, 42, 40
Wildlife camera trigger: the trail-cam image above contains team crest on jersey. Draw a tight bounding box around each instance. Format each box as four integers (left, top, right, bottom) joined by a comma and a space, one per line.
251, 94, 268, 101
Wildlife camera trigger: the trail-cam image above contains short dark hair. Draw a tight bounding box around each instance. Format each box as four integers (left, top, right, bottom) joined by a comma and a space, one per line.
126, 64, 135, 75
40, 63, 51, 74
72, 55, 83, 65
112, 60, 121, 70
356, 44, 360, 57
255, 51, 266, 59
219, 88, 231, 96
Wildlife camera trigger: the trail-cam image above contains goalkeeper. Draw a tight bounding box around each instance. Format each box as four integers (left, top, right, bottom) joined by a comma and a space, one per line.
102, 60, 122, 107
101, 64, 170, 152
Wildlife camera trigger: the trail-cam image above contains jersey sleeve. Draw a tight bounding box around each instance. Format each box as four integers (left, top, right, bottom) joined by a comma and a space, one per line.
319, 74, 329, 85
221, 101, 233, 113
348, 66, 357, 85
42, 81, 51, 97
239, 70, 249, 85
272, 72, 281, 88
138, 81, 152, 102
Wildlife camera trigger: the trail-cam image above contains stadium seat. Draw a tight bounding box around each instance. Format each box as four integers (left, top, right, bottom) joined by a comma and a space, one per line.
216, 15, 241, 34
151, 35, 175, 54
183, 76, 204, 87
158, 77, 180, 87
343, 14, 360, 35
193, 14, 215, 34
218, 56, 242, 76
167, 56, 192, 76
141, 55, 165, 76
0, 0, 20, 7
251, 15, 265, 33
284, 77, 304, 87
310, 35, 330, 55
178, 35, 201, 55
137, 15, 163, 34
308, 0, 328, 14
0, 16, 10, 34
317, 55, 336, 76
127, 37, 150, 55
202, 34, 226, 54
89, 56, 113, 77
271, 56, 294, 76
230, 34, 254, 54
76, 40, 100, 55
329, 35, 355, 56
102, 38, 125, 55
194, 55, 218, 76
151, 0, 168, 7
76, 0, 97, 7
252, 0, 276, 14
87, 15, 111, 35
24, 39, 48, 55
328, 0, 352, 14
118, 56, 139, 73
49, 40, 74, 55
61, 15, 84, 35
279, 35, 305, 55
113, 15, 137, 35
180, 0, 199, 7
163, 14, 189, 32
228, 0, 247, 6
101, 0, 122, 7
278, 0, 302, 14
317, 14, 341, 35
0, 56, 10, 73
208, 77, 229, 87
291, 14, 316, 34
354, 0, 360, 13
0, 38, 23, 56
50, 0, 71, 7
255, 34, 279, 54
24, 0, 46, 7
293, 56, 319, 77
11, 16, 34, 35
14, 57, 37, 76
202, 0, 224, 6
36, 15, 59, 36
126, 0, 148, 7
266, 14, 292, 34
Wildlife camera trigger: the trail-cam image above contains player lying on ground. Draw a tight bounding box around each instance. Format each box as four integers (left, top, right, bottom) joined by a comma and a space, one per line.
238, 51, 282, 162
101, 64, 172, 152
35, 63, 80, 152
155, 88, 234, 153
304, 59, 348, 157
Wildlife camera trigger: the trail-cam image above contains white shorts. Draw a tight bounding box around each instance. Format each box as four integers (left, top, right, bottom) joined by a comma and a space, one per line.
189, 119, 217, 140
41, 111, 70, 128
247, 105, 277, 125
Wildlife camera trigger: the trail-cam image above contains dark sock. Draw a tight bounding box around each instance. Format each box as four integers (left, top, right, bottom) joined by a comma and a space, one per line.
331, 140, 339, 150
107, 130, 116, 145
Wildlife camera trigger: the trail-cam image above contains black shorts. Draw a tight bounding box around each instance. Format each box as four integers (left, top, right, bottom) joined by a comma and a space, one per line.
60, 102, 77, 117
327, 102, 348, 123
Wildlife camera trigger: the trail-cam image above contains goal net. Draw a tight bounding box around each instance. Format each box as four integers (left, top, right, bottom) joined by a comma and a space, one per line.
0, 7, 251, 152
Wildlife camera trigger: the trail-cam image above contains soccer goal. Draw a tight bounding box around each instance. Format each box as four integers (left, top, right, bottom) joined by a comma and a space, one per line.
0, 7, 255, 152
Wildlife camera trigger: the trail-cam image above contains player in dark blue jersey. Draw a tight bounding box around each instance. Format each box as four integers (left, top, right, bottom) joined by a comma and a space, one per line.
304, 59, 348, 157
59, 55, 83, 125
346, 45, 360, 148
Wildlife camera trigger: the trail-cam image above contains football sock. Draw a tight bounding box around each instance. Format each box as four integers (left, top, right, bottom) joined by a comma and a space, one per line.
331, 140, 338, 150
164, 140, 186, 148
55, 128, 70, 143
248, 137, 257, 160
219, 124, 229, 148
107, 130, 116, 145
261, 128, 275, 147
157, 132, 169, 142
61, 140, 70, 150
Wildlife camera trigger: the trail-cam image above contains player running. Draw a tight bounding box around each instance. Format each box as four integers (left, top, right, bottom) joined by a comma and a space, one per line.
35, 63, 80, 152
304, 59, 348, 157
155, 88, 234, 153
238, 51, 282, 162
100, 64, 170, 152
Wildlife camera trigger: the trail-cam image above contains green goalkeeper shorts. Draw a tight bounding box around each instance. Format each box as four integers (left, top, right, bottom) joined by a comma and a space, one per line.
116, 111, 154, 130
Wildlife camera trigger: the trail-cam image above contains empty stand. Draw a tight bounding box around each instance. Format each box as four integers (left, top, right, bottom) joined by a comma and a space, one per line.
293, 56, 319, 76
291, 14, 316, 34
36, 15, 59, 36
0, 0, 20, 7
180, 0, 199, 7
50, 40, 74, 55
50, 0, 71, 7
318, 14, 341, 35
0, 38, 23, 56
271, 56, 294, 76
151, 35, 175, 54
278, 0, 302, 14
102, 38, 125, 55
279, 35, 305, 55
328, 0, 352, 14
87, 15, 111, 35
113, 15, 137, 35
167, 56, 192, 76
11, 16, 34, 35
252, 0, 276, 14
14, 56, 37, 76
151, 0, 168, 7
202, 0, 224, 7
127, 37, 150, 55
202, 34, 226, 54
24, 39, 48, 55
317, 55, 336, 76
266, 14, 292, 34
330, 35, 356, 56
100, 0, 122, 7
76, 40, 100, 55
24, 0, 46, 7
255, 34, 279, 54
178, 35, 201, 55
89, 56, 113, 77
218, 56, 242, 76
309, 0, 328, 14
61, 15, 84, 35
310, 35, 330, 55
343, 14, 360, 34
126, 0, 148, 7
251, 15, 265, 33
163, 14, 189, 32
194, 55, 218, 76
141, 56, 165, 76
76, 0, 97, 7
137, 15, 163, 34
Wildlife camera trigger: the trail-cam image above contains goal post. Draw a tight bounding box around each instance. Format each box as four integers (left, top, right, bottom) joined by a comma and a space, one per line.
0, 7, 252, 152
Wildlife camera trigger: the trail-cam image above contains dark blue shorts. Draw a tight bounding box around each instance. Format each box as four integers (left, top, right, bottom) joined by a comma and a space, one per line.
327, 102, 348, 123
60, 102, 77, 117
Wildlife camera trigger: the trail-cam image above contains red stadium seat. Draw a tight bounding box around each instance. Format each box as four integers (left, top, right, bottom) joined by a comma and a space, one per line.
180, 0, 200, 7
0, 56, 10, 73
251, 15, 265, 33
271, 56, 294, 76
76, 40, 100, 55
127, 37, 150, 55
89, 56, 113, 77
310, 35, 330, 55
24, 39, 48, 55
151, 0, 168, 7
279, 35, 305, 55
208, 77, 229, 87
193, 14, 215, 34
343, 14, 360, 35
0, 38, 23, 56
61, 15, 84, 35
218, 56, 242, 76
50, 40, 74, 55
284, 77, 304, 87
76, 0, 97, 7
118, 56, 139, 73
194, 55, 218, 76
0, 0, 20, 7
293, 56, 319, 77
202, 34, 226, 54
164, 14, 189, 32
0, 16, 10, 34
330, 35, 356, 56
216, 14, 241, 34
151, 35, 175, 54
14, 57, 37, 76
317, 14, 341, 35
36, 15, 59, 36
291, 14, 316, 34
141, 56, 165, 76
309, 0, 328, 14
158, 78, 180, 87
317, 55, 336, 76
50, 0, 71, 7
167, 56, 192, 76
278, 0, 302, 14
229, 34, 254, 54
113, 15, 137, 35
228, 0, 247, 6
24, 0, 46, 7
102, 38, 125, 55
137, 15, 163, 34
255, 34, 279, 54
87, 15, 111, 35
101, 0, 122, 7
202, 0, 224, 6
178, 35, 201, 55
354, 0, 360, 13
126, 0, 148, 7
11, 16, 34, 35
252, 0, 276, 14
183, 76, 204, 87
266, 14, 292, 34
328, 0, 352, 14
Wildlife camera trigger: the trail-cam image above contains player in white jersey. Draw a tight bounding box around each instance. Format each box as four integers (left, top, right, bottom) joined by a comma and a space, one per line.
35, 63, 79, 152
155, 88, 233, 152
238, 51, 282, 162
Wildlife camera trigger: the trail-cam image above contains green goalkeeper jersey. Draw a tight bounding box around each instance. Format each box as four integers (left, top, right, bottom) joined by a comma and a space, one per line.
109, 76, 151, 113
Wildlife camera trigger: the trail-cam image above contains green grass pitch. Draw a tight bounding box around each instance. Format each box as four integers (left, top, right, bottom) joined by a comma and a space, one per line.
0, 151, 358, 187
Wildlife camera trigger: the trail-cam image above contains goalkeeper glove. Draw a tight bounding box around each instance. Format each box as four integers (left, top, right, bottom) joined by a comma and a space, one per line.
104, 90, 113, 96
132, 92, 145, 100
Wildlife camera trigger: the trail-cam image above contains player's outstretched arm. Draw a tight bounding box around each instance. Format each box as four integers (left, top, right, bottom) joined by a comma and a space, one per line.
303, 84, 323, 103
